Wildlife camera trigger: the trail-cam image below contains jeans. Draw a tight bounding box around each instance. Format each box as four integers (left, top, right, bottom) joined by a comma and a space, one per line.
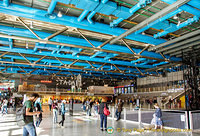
53, 109, 58, 123
35, 118, 42, 127
100, 114, 107, 129
87, 108, 91, 116
59, 114, 65, 126
23, 122, 37, 136
115, 109, 121, 120
49, 104, 52, 111
1, 106, 7, 114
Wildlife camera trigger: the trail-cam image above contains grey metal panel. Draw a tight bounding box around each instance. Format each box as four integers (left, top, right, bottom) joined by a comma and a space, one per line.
192, 112, 200, 129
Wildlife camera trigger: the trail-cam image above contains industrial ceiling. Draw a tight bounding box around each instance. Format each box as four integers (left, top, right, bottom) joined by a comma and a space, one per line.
0, 0, 199, 80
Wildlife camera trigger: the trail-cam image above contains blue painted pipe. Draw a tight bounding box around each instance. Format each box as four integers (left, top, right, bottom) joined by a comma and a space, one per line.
47, 0, 57, 14
129, 3, 141, 14
0, 25, 178, 61
135, 9, 182, 34
154, 16, 199, 38
78, 10, 90, 22
0, 2, 166, 45
110, 18, 124, 27
1, 54, 143, 73
9, 38, 13, 49
161, 0, 200, 17
0, 45, 153, 68
177, 16, 199, 29
101, 0, 109, 4
111, 0, 152, 27
3, 0, 9, 7
87, 11, 96, 24
187, 0, 200, 10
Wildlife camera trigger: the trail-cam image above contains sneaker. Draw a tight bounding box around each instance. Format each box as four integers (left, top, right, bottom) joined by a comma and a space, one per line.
104, 128, 107, 131
61, 126, 65, 128
100, 128, 103, 131
57, 124, 61, 127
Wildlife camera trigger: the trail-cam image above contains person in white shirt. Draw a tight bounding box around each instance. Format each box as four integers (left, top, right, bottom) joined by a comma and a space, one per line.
48, 98, 53, 112
2, 98, 8, 114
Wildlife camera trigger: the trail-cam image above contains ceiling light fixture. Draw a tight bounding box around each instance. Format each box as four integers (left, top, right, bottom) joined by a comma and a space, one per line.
57, 11, 63, 18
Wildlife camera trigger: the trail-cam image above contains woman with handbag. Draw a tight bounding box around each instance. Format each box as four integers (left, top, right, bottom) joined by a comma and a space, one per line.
99, 97, 110, 131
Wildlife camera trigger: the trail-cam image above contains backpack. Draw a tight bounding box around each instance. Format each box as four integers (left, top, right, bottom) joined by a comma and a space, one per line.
103, 104, 110, 116
16, 105, 26, 127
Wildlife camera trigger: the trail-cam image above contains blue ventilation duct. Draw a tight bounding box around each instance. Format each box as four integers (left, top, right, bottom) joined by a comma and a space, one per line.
3, 0, 9, 6
187, 0, 200, 10
154, 16, 199, 38
87, 11, 97, 24
78, 10, 90, 22
110, 0, 152, 27
0, 25, 180, 61
0, 1, 166, 45
135, 8, 182, 35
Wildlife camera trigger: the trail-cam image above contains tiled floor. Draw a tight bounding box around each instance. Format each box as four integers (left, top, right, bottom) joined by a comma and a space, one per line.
0, 107, 199, 136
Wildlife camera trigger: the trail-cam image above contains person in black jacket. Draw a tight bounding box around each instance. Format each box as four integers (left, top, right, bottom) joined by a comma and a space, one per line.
99, 97, 109, 131
34, 98, 42, 127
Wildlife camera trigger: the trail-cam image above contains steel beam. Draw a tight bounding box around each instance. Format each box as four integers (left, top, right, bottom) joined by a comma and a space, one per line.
135, 67, 144, 76
44, 27, 68, 40
0, 51, 9, 57
76, 29, 96, 48
97, 37, 115, 48
158, 35, 200, 53
34, 56, 46, 64
109, 0, 190, 44
55, 57, 66, 66
29, 68, 38, 74
121, 39, 136, 55
18, 66, 28, 74
163, 40, 200, 55
138, 45, 150, 55
86, 60, 96, 69
0, 33, 176, 62
149, 29, 200, 51
170, 44, 200, 57
113, 64, 122, 72
68, 60, 79, 67
98, 63, 106, 69
0, 60, 151, 76
18, 53, 31, 64
17, 17, 41, 40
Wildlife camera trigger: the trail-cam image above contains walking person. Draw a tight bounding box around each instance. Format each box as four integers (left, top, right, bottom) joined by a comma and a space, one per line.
52, 100, 58, 123
58, 100, 66, 128
48, 98, 53, 112
23, 93, 41, 136
94, 99, 99, 118
34, 97, 43, 127
99, 97, 109, 131
87, 99, 93, 116
115, 99, 123, 121
1, 98, 8, 115
154, 103, 163, 129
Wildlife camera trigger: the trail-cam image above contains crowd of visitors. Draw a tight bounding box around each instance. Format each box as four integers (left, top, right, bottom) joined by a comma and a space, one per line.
0, 93, 164, 135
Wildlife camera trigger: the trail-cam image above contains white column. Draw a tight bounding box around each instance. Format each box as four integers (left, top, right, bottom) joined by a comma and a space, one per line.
138, 108, 141, 124
185, 111, 189, 130
189, 111, 193, 130
124, 107, 126, 121
130, 103, 132, 110
112, 106, 115, 120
